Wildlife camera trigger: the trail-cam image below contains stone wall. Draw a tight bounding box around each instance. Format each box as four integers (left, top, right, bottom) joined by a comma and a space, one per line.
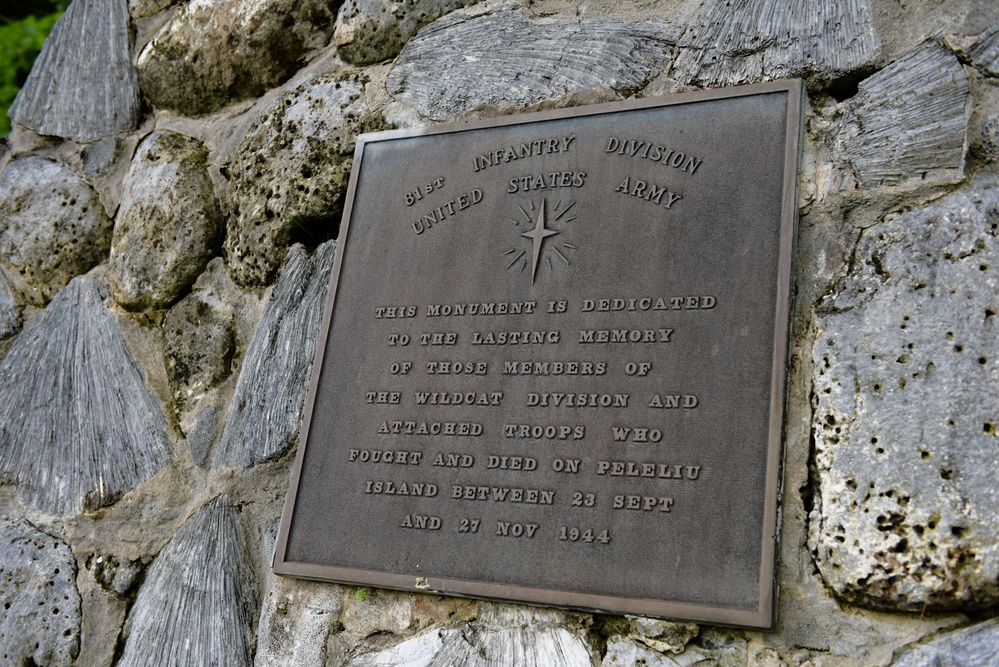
1, 0, 998, 664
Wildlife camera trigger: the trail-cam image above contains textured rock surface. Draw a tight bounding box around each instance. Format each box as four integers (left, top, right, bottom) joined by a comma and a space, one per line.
334, 0, 469, 66
947, 22, 999, 78
386, 4, 676, 121
129, 0, 182, 20
117, 496, 257, 667
9, 0, 140, 142
0, 157, 112, 306
811, 174, 999, 610
0, 519, 81, 666
0, 270, 21, 340
185, 406, 218, 465
0, 276, 171, 514
892, 618, 999, 667
835, 42, 970, 188
214, 241, 336, 467
136, 0, 341, 116
109, 130, 222, 311
622, 617, 698, 654
163, 289, 235, 409
670, 0, 880, 87
225, 72, 382, 286
346, 605, 593, 666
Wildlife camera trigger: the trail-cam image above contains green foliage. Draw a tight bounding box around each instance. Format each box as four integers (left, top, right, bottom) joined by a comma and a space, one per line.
354, 587, 370, 602
0, 3, 66, 135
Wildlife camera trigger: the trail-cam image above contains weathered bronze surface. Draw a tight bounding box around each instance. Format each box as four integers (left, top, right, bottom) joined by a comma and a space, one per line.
275, 80, 803, 628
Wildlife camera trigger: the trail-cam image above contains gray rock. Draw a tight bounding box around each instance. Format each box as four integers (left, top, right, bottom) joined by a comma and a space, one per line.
0, 519, 81, 667
346, 605, 593, 666
117, 496, 257, 667
0, 276, 171, 515
670, 0, 880, 87
601, 633, 746, 667
386, 4, 676, 121
224, 73, 383, 286
214, 241, 337, 468
129, 0, 181, 19
811, 174, 999, 611
89, 553, 145, 597
185, 405, 219, 465
334, 0, 470, 66
135, 0, 341, 116
0, 157, 112, 306
0, 269, 21, 340
624, 617, 698, 654
8, 0, 140, 142
163, 289, 235, 409
947, 22, 999, 78
834, 42, 969, 188
109, 130, 222, 311
892, 618, 999, 667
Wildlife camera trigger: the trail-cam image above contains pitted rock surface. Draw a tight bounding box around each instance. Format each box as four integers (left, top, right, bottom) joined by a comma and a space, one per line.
811, 174, 999, 611
136, 0, 342, 115
386, 4, 676, 122
334, 0, 470, 66
129, 0, 182, 19
163, 289, 235, 409
109, 130, 222, 311
0, 157, 112, 306
0, 519, 81, 667
225, 73, 384, 286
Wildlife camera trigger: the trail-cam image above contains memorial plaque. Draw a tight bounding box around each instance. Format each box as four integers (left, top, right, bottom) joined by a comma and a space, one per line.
274, 80, 803, 628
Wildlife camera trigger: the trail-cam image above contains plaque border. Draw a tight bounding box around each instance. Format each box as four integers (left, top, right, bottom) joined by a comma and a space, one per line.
273, 79, 804, 629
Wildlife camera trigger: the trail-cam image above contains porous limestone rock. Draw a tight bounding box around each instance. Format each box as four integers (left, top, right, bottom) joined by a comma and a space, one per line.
136, 0, 341, 116
334, 0, 470, 66
0, 269, 21, 340
8, 0, 140, 142
109, 130, 222, 311
0, 519, 81, 667
163, 289, 235, 409
834, 42, 969, 187
625, 617, 698, 654
670, 0, 879, 88
117, 496, 257, 667
892, 618, 999, 667
0, 276, 171, 514
947, 22, 999, 78
0, 157, 112, 306
811, 174, 999, 611
345, 605, 593, 666
214, 241, 336, 468
129, 0, 181, 19
386, 4, 676, 121
224, 72, 383, 286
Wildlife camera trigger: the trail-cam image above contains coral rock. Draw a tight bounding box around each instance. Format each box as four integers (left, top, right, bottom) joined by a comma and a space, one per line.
163, 289, 235, 409
0, 270, 21, 340
946, 22, 999, 78
893, 618, 999, 667
334, 0, 469, 66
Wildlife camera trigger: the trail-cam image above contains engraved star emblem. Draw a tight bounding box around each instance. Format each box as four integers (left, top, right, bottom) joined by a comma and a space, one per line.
503, 199, 577, 283
522, 200, 559, 283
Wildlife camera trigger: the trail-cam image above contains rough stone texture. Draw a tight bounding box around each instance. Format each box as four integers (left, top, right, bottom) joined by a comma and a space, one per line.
214, 241, 337, 467
0, 519, 81, 667
224, 72, 384, 286
834, 42, 970, 188
623, 617, 698, 654
947, 22, 999, 78
185, 405, 219, 465
0, 269, 21, 340
670, 0, 880, 88
8, 0, 140, 142
346, 605, 593, 666
0, 276, 171, 515
117, 496, 257, 667
811, 174, 999, 611
386, 4, 677, 122
0, 157, 112, 307
135, 0, 342, 116
334, 0, 470, 66
109, 130, 222, 311
129, 0, 182, 20
892, 618, 999, 667
163, 289, 235, 409
602, 635, 744, 667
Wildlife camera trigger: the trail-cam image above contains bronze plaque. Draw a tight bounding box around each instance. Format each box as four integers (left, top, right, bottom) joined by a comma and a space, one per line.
274, 80, 803, 628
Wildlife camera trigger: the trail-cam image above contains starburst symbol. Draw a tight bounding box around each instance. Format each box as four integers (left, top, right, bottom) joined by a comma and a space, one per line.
502, 199, 577, 283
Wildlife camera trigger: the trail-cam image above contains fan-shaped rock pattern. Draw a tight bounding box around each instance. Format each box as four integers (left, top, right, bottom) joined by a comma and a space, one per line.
0, 270, 21, 340
214, 241, 336, 468
346, 606, 592, 666
0, 157, 112, 307
0, 276, 171, 515
386, 5, 677, 121
109, 131, 222, 311
670, 0, 879, 87
0, 519, 81, 667
947, 22, 999, 78
136, 0, 341, 116
225, 72, 384, 286
893, 618, 999, 667
811, 174, 999, 611
8, 0, 140, 142
334, 0, 469, 66
117, 496, 257, 667
835, 42, 969, 187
